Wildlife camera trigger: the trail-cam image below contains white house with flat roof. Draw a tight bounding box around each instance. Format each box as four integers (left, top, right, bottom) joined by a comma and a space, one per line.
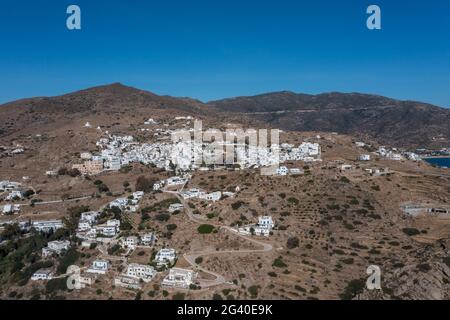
162, 268, 196, 289
2, 204, 20, 215
31, 268, 54, 281
32, 220, 64, 233
80, 211, 99, 223
166, 176, 188, 186
95, 224, 117, 237
109, 198, 128, 210
87, 260, 109, 274
141, 232, 156, 246
120, 236, 138, 250
114, 275, 141, 289
155, 248, 177, 266
198, 191, 222, 202
6, 190, 25, 201
126, 263, 156, 282
0, 181, 21, 192
239, 216, 275, 237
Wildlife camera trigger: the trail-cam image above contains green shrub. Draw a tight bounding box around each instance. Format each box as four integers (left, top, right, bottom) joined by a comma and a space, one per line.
286, 237, 299, 249
197, 224, 215, 234
402, 228, 420, 236
195, 257, 203, 264
339, 279, 365, 300
272, 258, 287, 268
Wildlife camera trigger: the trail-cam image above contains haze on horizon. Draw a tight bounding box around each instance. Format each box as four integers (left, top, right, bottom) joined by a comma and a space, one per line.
0, 0, 449, 108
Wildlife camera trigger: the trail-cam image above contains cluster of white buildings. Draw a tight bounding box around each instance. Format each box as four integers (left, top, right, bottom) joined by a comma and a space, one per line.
93, 134, 174, 172
280, 142, 321, 162
76, 210, 121, 239
377, 147, 420, 161
0, 180, 28, 203
119, 232, 156, 250
71, 129, 323, 177
239, 216, 275, 237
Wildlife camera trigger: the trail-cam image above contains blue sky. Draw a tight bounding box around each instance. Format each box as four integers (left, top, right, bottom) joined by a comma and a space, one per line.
0, 0, 449, 107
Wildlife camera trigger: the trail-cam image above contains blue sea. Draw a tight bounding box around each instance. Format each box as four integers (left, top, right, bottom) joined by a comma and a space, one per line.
424, 157, 450, 168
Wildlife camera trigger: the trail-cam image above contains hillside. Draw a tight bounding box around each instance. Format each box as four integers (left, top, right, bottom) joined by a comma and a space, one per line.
210, 92, 450, 149
0, 83, 210, 140
1, 84, 450, 149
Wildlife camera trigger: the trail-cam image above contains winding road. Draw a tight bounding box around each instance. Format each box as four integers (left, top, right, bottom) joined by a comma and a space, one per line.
163, 188, 273, 288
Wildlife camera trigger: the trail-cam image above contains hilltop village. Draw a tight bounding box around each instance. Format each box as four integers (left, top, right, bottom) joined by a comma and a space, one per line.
1, 114, 450, 300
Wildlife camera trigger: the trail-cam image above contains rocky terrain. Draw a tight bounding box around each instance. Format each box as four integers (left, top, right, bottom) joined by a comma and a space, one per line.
2, 83, 450, 149
1, 84, 450, 300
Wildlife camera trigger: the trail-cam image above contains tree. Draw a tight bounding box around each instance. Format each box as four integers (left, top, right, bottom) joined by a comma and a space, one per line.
68, 168, 81, 177
286, 237, 299, 249
0, 223, 21, 240
197, 224, 215, 234
339, 279, 365, 300
57, 248, 80, 274
135, 176, 156, 193
166, 224, 177, 231
195, 257, 203, 264
97, 183, 109, 193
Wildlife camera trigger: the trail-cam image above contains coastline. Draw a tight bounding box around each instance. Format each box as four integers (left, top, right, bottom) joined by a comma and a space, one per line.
421, 156, 450, 159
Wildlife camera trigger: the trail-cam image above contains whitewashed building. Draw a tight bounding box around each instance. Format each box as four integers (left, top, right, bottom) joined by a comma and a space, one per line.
126, 263, 156, 282
114, 275, 141, 289
0, 181, 21, 192
162, 268, 196, 289
42, 240, 70, 257
31, 268, 54, 281
141, 232, 156, 246
155, 248, 177, 266
32, 220, 64, 233
87, 260, 109, 274
198, 191, 222, 202
276, 166, 289, 176
2, 204, 20, 215
6, 190, 25, 201
120, 236, 138, 250
359, 154, 371, 161
239, 216, 275, 237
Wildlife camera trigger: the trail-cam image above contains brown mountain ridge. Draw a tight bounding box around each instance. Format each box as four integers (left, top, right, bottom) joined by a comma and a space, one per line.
1, 83, 449, 149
